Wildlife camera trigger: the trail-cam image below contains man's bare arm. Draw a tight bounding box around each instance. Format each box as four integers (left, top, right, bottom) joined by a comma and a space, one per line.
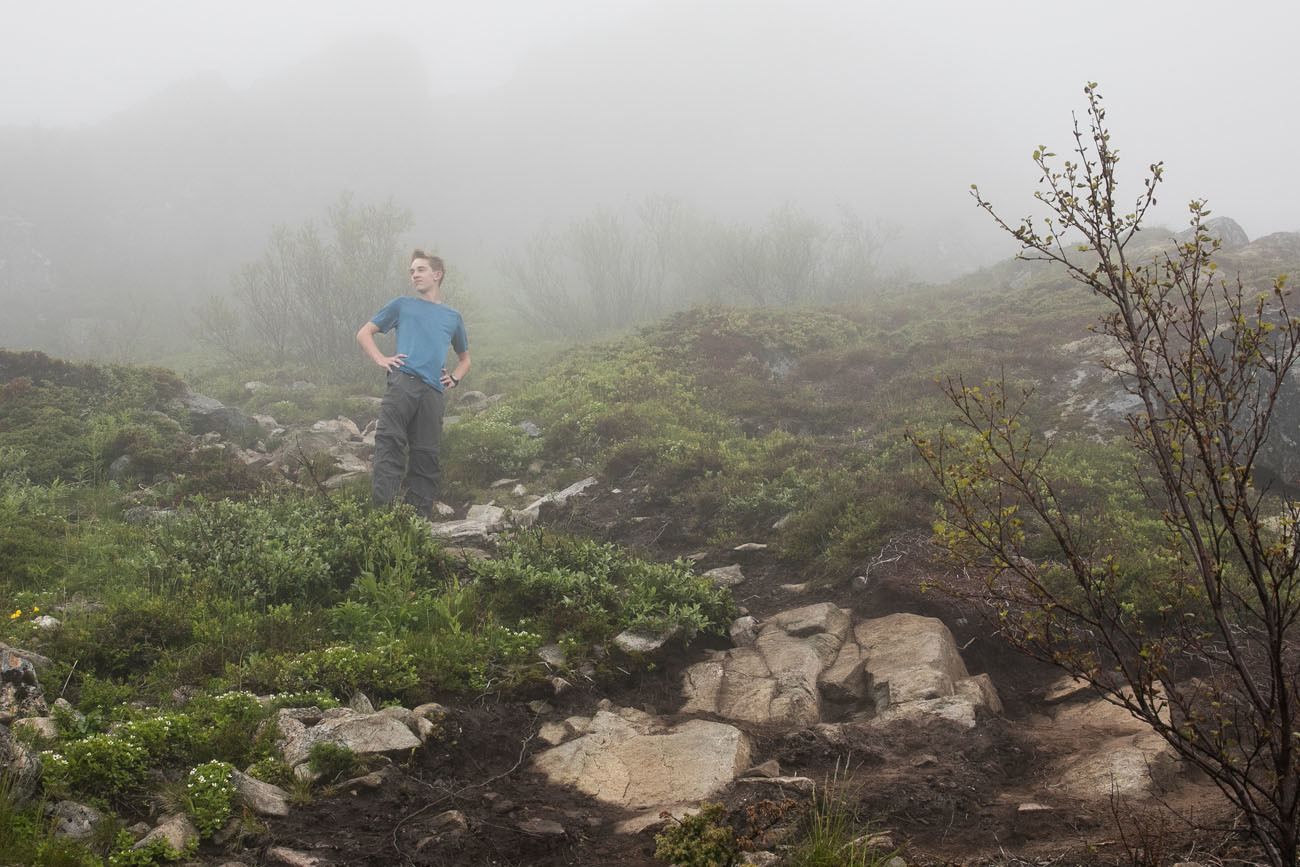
356, 322, 406, 371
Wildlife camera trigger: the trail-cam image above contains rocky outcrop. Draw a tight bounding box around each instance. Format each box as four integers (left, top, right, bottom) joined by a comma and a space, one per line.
682, 605, 1000, 729
271, 706, 424, 770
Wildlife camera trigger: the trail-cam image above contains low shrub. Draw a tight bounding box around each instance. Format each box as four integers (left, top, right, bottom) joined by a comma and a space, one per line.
307, 742, 358, 783
473, 530, 734, 646
42, 735, 150, 809
149, 493, 448, 608
654, 802, 739, 867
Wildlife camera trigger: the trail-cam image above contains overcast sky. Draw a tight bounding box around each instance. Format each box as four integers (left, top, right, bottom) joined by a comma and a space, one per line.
3, 0, 1297, 271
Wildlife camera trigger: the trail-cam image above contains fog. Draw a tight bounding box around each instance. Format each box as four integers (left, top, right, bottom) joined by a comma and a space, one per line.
2, 0, 1298, 357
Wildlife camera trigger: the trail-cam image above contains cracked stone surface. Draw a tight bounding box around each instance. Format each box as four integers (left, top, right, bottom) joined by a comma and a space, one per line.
531, 711, 750, 809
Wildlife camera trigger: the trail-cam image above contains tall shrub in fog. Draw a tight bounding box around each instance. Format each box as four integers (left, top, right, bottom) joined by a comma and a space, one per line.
196, 194, 412, 378
504, 199, 892, 338
913, 85, 1300, 867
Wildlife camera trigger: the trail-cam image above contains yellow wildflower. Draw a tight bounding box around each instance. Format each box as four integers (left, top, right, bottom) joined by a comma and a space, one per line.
8, 609, 20, 620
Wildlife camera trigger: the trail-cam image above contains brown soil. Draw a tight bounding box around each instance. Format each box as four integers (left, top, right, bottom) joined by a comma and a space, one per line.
238, 499, 1251, 867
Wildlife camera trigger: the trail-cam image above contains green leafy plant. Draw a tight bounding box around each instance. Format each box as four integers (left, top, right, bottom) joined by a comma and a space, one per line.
307, 742, 359, 784
184, 760, 236, 838
654, 802, 739, 867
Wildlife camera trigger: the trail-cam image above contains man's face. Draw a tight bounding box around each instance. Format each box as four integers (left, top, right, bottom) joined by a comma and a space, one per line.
410, 259, 442, 294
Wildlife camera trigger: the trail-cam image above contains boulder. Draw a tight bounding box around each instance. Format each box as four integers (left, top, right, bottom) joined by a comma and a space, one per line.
133, 813, 198, 854
855, 613, 972, 707
231, 769, 290, 817
48, 800, 105, 841
532, 711, 750, 809
274, 707, 422, 768
704, 564, 747, 587
174, 389, 260, 441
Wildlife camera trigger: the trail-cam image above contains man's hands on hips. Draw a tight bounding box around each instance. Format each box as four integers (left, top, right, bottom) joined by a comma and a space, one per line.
377, 353, 407, 372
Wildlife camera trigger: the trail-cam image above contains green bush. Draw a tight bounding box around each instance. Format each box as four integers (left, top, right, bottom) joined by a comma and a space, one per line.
150, 493, 448, 607
307, 742, 358, 783
235, 642, 419, 699
473, 530, 734, 645
42, 735, 150, 809
654, 802, 739, 867
441, 414, 543, 486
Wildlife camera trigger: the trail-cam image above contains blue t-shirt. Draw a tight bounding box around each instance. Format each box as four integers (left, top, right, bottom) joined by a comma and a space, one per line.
370, 296, 469, 391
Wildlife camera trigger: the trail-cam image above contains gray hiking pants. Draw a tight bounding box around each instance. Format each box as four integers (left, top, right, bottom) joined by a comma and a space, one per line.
372, 370, 446, 515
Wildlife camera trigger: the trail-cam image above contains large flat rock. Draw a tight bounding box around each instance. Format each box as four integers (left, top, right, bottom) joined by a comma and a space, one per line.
532, 711, 750, 809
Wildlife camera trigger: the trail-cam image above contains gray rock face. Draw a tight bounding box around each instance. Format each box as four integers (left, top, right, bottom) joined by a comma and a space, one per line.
532, 710, 751, 810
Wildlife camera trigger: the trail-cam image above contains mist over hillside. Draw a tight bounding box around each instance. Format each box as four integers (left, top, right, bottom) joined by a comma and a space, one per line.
3, 1, 1298, 364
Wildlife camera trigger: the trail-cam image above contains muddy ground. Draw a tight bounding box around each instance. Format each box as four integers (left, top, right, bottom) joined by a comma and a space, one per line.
244, 494, 1249, 867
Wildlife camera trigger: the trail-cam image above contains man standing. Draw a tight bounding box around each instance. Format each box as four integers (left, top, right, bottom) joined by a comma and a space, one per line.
356, 250, 470, 515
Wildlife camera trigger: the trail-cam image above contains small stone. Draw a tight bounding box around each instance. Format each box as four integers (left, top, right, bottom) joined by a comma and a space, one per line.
742, 759, 782, 778
266, 847, 324, 866
349, 692, 374, 713
13, 717, 58, 740
730, 616, 760, 647
433, 501, 455, 517
491, 798, 517, 815
518, 817, 566, 837
733, 542, 768, 552
490, 477, 519, 488
846, 831, 895, 851
742, 853, 781, 867
429, 809, 469, 838
537, 644, 567, 668
551, 676, 573, 696
32, 616, 61, 632
780, 582, 810, 593
613, 626, 681, 654
704, 564, 746, 587
511, 484, 527, 496
528, 700, 554, 715
519, 421, 542, 438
